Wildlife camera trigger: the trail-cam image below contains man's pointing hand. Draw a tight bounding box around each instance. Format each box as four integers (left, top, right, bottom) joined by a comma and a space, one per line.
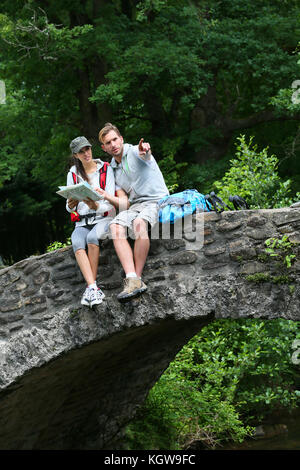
138, 138, 151, 158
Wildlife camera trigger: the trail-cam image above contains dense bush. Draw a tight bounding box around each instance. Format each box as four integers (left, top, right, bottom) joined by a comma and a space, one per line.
213, 135, 300, 209
125, 319, 300, 450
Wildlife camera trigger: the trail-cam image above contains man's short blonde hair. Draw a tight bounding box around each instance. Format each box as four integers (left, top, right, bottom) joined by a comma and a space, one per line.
98, 122, 121, 143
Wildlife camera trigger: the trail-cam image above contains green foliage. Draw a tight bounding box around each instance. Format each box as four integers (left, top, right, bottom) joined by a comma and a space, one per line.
245, 273, 292, 285
46, 237, 71, 252
213, 135, 300, 208
125, 391, 180, 450
270, 44, 300, 114
265, 235, 297, 269
136, 0, 169, 22
245, 235, 297, 287
125, 319, 300, 450
245, 273, 272, 284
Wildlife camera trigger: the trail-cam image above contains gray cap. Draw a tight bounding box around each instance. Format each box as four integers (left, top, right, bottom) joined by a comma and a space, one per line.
70, 136, 92, 154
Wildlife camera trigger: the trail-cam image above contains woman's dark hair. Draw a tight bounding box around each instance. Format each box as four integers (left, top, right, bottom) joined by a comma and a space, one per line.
70, 155, 89, 182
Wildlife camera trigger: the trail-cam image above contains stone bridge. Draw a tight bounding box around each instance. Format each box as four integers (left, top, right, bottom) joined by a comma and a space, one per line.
0, 207, 300, 449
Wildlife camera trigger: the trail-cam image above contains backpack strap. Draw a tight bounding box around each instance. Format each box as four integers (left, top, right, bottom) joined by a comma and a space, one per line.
72, 163, 109, 189
72, 172, 78, 184
99, 162, 109, 190
69, 172, 79, 223
99, 162, 109, 216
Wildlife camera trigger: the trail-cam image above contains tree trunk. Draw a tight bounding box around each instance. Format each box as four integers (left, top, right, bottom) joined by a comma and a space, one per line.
144, 91, 169, 141
90, 57, 113, 131
77, 67, 99, 140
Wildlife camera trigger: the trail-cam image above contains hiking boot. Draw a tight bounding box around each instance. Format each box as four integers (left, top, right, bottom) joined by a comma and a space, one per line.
117, 277, 147, 302
81, 287, 91, 306
205, 191, 230, 213
90, 287, 105, 306
229, 195, 249, 210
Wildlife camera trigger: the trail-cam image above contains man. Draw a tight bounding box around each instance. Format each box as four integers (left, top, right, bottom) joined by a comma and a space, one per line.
98, 123, 169, 301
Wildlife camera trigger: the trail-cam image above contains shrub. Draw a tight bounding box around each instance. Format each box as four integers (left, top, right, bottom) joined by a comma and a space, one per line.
213, 135, 300, 208
125, 318, 300, 450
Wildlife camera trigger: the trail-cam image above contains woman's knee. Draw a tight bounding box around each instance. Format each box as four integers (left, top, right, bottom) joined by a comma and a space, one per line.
74, 247, 86, 257
86, 230, 99, 246
71, 228, 87, 253
72, 239, 86, 253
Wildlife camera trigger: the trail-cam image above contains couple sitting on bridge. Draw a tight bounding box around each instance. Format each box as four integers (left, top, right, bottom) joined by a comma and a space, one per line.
66, 123, 169, 307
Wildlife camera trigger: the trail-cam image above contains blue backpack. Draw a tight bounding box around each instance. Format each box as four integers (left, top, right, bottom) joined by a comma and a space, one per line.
158, 189, 212, 224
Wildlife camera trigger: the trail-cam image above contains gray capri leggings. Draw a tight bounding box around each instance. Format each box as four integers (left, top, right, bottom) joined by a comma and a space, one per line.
71, 225, 99, 253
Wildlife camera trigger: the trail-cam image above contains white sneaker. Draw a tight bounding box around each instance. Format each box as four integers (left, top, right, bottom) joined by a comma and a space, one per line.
81, 287, 91, 306
89, 287, 105, 306
97, 288, 105, 301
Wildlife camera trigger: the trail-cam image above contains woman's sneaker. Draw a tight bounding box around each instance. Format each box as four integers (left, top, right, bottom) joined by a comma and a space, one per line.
81, 287, 91, 306
81, 287, 105, 307
97, 288, 105, 301
89, 287, 105, 306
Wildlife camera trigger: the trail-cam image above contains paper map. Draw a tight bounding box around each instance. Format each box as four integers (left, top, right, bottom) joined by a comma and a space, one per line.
56, 181, 103, 201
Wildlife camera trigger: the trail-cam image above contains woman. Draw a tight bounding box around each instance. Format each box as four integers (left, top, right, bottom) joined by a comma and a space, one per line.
67, 136, 116, 307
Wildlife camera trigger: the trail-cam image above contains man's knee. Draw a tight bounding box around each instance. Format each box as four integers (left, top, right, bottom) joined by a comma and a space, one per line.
133, 218, 149, 239
110, 223, 127, 240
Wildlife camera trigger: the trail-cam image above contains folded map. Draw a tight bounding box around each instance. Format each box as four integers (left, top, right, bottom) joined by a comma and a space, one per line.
56, 181, 103, 201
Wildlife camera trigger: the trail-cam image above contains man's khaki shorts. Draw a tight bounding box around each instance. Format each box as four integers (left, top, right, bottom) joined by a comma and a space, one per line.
109, 201, 159, 233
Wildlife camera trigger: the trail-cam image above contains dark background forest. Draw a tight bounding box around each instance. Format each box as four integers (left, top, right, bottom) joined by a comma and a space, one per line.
0, 0, 300, 264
